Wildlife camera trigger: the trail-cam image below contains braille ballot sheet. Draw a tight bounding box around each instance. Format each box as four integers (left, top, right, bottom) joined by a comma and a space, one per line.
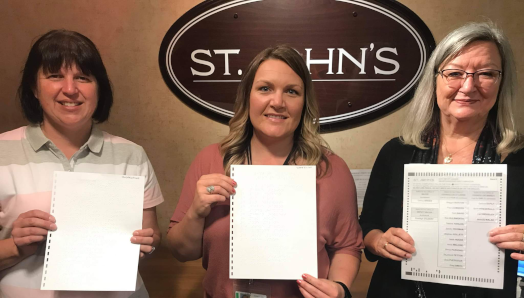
41, 171, 144, 291
402, 164, 507, 289
229, 165, 317, 280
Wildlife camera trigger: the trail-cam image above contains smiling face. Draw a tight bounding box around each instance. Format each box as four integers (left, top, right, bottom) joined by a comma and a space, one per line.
436, 41, 502, 123
249, 59, 305, 142
35, 64, 98, 132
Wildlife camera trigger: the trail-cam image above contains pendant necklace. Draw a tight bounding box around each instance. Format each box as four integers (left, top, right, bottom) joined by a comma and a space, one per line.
442, 139, 477, 164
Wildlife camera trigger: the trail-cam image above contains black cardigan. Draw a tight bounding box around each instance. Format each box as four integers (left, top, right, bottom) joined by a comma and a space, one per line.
359, 138, 524, 298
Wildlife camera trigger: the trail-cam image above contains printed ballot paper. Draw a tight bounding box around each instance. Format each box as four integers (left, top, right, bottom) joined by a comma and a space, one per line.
350, 169, 371, 208
229, 165, 317, 280
402, 164, 507, 289
41, 171, 144, 291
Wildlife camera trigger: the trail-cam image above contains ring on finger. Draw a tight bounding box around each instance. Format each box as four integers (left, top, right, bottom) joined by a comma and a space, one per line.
147, 246, 156, 255
384, 242, 389, 249
206, 185, 215, 194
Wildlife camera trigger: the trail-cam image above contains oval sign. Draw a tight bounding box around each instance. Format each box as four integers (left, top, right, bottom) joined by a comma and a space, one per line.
159, 0, 435, 129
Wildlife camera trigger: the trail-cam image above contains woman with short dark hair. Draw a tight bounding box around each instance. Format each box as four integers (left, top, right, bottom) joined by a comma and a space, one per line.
0, 30, 164, 298
18, 30, 113, 124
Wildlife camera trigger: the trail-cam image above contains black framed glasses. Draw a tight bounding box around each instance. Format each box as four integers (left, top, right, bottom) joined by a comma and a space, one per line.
436, 69, 502, 88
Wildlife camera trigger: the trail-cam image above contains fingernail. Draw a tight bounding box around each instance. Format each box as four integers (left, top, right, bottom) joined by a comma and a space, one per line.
50, 224, 57, 230
132, 237, 136, 242
49, 216, 56, 222
302, 274, 307, 280
296, 279, 302, 284
134, 231, 139, 236
233, 189, 236, 194
405, 254, 411, 259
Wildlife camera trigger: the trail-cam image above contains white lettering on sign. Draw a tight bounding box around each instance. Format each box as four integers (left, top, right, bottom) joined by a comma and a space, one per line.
305, 48, 335, 75
190, 47, 400, 77
190, 49, 215, 76
191, 49, 241, 76
213, 49, 240, 75
375, 47, 400, 75
336, 48, 367, 75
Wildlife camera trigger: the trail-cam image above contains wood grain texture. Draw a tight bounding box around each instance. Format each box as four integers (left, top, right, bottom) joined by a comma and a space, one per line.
0, 1, 522, 296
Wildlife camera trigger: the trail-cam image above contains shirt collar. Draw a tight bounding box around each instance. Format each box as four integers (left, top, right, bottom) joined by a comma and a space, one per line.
25, 123, 104, 154
26, 124, 49, 151
86, 125, 104, 154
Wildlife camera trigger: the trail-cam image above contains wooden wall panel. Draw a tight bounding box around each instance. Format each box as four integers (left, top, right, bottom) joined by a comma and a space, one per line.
1, 1, 522, 296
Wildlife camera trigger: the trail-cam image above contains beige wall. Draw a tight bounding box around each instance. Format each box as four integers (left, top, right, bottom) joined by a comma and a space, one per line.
1, 0, 523, 238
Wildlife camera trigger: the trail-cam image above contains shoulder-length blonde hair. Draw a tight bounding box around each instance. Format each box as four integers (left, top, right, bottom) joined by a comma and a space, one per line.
401, 22, 523, 154
220, 45, 330, 176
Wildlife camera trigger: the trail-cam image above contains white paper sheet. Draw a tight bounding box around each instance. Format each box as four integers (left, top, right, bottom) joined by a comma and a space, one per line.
229, 165, 317, 280
41, 171, 144, 291
402, 164, 507, 289
350, 169, 371, 208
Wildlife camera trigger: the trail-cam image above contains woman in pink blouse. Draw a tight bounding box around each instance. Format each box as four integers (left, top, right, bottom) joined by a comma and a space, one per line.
167, 45, 363, 298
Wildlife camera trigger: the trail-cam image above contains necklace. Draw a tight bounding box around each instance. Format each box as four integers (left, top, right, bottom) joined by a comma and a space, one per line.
246, 143, 295, 165
442, 139, 477, 164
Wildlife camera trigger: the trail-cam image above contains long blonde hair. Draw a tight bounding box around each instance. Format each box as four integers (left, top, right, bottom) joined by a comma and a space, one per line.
220, 45, 330, 176
401, 22, 523, 154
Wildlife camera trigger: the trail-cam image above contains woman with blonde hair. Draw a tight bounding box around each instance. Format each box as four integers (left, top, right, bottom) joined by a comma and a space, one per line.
167, 45, 363, 298
360, 22, 524, 297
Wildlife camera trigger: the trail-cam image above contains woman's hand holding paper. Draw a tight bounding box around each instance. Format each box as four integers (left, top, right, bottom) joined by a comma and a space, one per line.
489, 224, 524, 260
11, 210, 56, 256
189, 174, 236, 218
131, 228, 155, 258
373, 227, 416, 261
131, 207, 161, 259
297, 274, 344, 298
166, 174, 234, 262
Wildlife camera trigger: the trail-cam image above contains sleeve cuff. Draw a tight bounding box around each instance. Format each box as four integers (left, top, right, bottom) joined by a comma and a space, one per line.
143, 195, 164, 209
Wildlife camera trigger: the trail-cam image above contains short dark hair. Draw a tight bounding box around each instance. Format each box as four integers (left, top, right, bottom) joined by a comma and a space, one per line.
18, 29, 113, 123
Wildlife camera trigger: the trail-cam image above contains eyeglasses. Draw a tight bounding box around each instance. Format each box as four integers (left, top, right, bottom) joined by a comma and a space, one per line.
436, 69, 502, 88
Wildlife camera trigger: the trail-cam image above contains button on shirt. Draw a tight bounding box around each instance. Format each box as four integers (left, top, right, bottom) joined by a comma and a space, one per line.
0, 125, 164, 298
